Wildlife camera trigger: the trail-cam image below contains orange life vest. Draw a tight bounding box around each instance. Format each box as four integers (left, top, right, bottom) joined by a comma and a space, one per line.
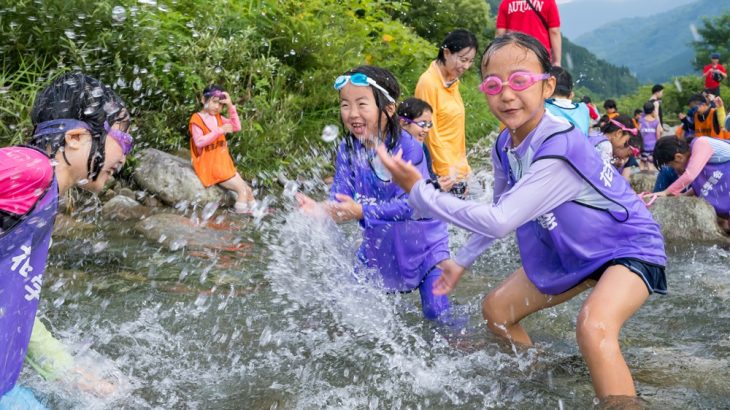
693, 108, 730, 140
188, 112, 237, 187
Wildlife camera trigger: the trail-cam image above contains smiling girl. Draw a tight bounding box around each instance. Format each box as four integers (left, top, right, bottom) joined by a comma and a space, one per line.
377, 33, 667, 400
296, 66, 455, 322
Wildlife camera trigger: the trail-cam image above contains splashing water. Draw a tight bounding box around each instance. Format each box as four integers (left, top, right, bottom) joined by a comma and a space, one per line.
321, 124, 339, 143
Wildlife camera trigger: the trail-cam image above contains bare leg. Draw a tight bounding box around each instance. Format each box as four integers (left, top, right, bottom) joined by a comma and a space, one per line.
219, 173, 254, 204
482, 267, 591, 346
576, 265, 649, 398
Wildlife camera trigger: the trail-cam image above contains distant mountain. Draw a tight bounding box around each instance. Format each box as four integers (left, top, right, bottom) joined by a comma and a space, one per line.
485, 0, 640, 97
573, 0, 730, 83
562, 37, 639, 97
558, 0, 696, 39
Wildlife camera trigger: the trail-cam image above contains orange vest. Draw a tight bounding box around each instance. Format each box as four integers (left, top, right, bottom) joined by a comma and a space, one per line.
693, 108, 730, 140
188, 113, 237, 187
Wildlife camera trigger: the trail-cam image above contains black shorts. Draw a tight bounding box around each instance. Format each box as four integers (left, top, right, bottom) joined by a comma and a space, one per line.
588, 257, 667, 295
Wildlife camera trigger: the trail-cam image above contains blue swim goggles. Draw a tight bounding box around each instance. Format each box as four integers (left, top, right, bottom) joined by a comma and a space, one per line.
334, 73, 396, 104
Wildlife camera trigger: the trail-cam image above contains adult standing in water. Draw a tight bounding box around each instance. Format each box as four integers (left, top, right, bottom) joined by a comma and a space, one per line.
415, 29, 478, 199
496, 0, 562, 66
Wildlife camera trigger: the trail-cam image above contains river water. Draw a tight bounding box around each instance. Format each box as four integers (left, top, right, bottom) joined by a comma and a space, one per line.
19, 165, 730, 409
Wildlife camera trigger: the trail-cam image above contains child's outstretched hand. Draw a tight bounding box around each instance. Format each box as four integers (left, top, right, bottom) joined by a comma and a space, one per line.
433, 259, 466, 295
221, 124, 234, 134
375, 145, 423, 193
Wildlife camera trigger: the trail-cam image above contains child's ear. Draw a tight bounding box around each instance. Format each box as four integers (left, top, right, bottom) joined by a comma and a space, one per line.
63, 128, 91, 151
385, 103, 396, 117
542, 76, 557, 99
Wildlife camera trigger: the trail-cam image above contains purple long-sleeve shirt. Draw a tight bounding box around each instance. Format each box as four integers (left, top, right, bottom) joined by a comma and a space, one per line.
329, 131, 450, 291
408, 116, 612, 268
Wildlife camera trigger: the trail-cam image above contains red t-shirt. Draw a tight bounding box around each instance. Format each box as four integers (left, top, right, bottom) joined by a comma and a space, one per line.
496, 0, 560, 55
704, 63, 727, 89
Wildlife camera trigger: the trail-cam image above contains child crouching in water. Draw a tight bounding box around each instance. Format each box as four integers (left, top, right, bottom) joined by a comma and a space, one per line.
188, 85, 256, 214
377, 33, 667, 401
296, 66, 455, 322
650, 135, 730, 232
397, 98, 454, 192
591, 114, 640, 181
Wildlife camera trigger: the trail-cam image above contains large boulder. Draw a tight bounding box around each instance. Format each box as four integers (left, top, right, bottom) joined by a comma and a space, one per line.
134, 213, 251, 251
629, 171, 657, 194
101, 195, 152, 221
649, 197, 729, 244
132, 148, 233, 207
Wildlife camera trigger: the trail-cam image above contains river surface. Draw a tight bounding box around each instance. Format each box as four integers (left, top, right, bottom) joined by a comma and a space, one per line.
20, 169, 730, 409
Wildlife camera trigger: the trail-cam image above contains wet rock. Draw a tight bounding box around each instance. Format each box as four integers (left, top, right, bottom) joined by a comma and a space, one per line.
629, 171, 657, 194
133, 148, 233, 207
101, 189, 117, 203
118, 187, 136, 200
142, 195, 160, 208
53, 214, 96, 238
101, 195, 152, 221
134, 213, 250, 252
649, 197, 729, 244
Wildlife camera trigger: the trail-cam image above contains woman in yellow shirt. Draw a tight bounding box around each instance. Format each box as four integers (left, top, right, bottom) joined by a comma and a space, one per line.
415, 29, 478, 199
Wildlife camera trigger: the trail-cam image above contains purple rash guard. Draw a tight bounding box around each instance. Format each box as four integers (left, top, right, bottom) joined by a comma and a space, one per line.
330, 130, 450, 292
409, 112, 666, 295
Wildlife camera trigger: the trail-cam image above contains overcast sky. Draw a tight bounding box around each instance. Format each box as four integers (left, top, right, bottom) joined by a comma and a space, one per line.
557, 0, 698, 39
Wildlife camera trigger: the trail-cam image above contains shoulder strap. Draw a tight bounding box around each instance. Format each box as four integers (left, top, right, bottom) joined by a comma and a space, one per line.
526, 0, 550, 32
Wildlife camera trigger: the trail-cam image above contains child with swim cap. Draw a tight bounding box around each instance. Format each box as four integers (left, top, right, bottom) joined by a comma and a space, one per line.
296, 66, 456, 322
1, 73, 132, 408
188, 85, 256, 214
377, 32, 667, 401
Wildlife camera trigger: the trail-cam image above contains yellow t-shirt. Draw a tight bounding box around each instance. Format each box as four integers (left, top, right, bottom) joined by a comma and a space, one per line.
415, 61, 471, 178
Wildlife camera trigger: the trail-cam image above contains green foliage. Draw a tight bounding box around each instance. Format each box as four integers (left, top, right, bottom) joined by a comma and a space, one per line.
693, 12, 730, 71
614, 75, 728, 124
396, 0, 494, 49
0, 0, 500, 182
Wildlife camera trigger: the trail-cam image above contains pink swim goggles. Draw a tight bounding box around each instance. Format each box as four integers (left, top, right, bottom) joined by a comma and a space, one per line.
479, 71, 550, 95
609, 119, 638, 136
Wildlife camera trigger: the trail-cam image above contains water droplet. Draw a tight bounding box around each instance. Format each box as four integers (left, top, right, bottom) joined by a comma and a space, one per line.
93, 241, 109, 253
91, 87, 104, 98
64, 30, 76, 40
289, 49, 296, 56
283, 181, 298, 198
116, 77, 127, 88
214, 66, 223, 74
112, 6, 126, 23
321, 124, 339, 142
132, 77, 142, 91
201, 202, 219, 221
674, 78, 683, 93
689, 23, 701, 42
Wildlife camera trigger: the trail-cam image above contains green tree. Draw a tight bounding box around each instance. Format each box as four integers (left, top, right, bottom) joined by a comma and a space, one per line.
397, 0, 494, 48
693, 12, 730, 71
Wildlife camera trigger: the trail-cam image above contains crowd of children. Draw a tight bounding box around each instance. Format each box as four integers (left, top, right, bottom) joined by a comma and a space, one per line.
3, 23, 730, 408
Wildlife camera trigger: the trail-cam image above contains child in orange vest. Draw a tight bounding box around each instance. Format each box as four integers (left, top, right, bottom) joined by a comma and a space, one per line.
188, 85, 255, 213
693, 94, 729, 140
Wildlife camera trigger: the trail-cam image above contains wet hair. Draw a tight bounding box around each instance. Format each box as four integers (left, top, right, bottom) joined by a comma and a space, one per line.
30, 73, 128, 181
600, 113, 633, 135
437, 29, 478, 64
480, 32, 551, 78
582, 95, 592, 104
603, 99, 617, 110
634, 108, 643, 116
202, 84, 225, 101
550, 66, 573, 97
653, 136, 690, 168
397, 98, 432, 121
688, 93, 706, 106
643, 101, 656, 115
340, 65, 400, 150
651, 84, 664, 94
